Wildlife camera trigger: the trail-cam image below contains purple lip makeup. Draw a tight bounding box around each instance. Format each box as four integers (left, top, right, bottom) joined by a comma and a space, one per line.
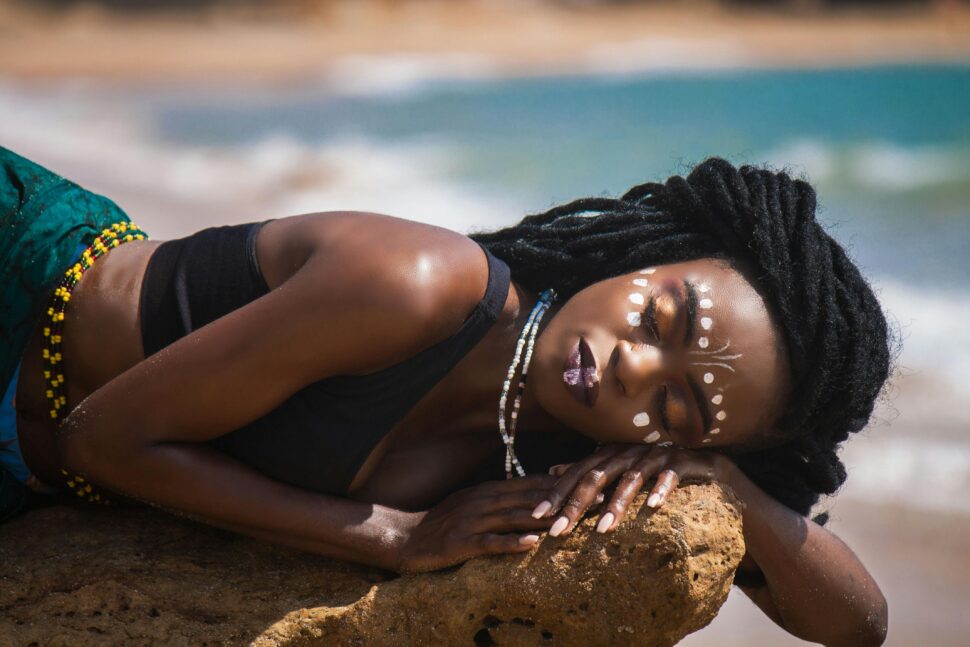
563, 337, 599, 407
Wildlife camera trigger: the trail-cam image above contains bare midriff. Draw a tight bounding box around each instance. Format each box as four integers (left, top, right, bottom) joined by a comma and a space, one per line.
14, 239, 163, 488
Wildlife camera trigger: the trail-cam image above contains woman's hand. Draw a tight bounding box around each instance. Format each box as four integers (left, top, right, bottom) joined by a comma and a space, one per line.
531, 443, 731, 536
395, 474, 558, 574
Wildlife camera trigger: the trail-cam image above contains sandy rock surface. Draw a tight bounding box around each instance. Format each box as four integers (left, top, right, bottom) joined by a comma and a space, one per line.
0, 483, 743, 646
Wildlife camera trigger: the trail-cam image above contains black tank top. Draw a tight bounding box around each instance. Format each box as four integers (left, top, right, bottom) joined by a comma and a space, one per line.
139, 220, 511, 495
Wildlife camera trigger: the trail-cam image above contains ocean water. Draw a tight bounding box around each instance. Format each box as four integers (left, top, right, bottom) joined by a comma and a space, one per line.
1, 62, 968, 514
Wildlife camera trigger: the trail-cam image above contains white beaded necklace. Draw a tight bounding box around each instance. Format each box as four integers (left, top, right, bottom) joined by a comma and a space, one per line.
498, 288, 557, 479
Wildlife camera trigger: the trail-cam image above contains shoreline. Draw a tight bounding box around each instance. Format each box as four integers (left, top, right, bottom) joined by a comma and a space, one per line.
1, 2, 968, 84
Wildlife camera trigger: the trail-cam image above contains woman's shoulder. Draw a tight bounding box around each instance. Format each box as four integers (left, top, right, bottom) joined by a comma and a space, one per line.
260, 210, 492, 372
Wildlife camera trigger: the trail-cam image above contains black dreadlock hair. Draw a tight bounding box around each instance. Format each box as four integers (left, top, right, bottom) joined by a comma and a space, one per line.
468, 157, 892, 520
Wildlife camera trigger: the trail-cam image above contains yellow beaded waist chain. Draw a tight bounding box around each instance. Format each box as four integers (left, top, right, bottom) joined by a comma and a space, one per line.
45, 221, 149, 505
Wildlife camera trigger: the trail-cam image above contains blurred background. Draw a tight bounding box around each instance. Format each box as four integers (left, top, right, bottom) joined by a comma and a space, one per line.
1, 0, 968, 644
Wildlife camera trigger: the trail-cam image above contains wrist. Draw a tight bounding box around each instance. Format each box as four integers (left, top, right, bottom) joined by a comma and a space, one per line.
382, 508, 424, 573
712, 455, 754, 509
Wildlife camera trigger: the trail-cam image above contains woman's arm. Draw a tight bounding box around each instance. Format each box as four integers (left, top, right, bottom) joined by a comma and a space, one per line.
719, 459, 888, 647
55, 218, 545, 570
531, 445, 888, 647
59, 418, 552, 571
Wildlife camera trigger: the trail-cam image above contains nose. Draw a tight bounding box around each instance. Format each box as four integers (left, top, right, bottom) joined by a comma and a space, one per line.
614, 340, 664, 399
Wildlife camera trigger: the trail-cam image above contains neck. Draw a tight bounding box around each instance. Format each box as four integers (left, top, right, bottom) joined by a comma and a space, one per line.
428, 280, 567, 439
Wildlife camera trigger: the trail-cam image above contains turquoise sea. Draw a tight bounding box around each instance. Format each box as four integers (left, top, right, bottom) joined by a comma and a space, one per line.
1, 62, 968, 514
154, 64, 970, 285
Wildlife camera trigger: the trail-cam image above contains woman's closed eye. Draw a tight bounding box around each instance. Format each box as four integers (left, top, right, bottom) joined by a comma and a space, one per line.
656, 384, 673, 433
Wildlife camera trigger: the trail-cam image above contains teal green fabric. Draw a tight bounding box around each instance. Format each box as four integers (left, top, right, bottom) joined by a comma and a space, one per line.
0, 145, 134, 398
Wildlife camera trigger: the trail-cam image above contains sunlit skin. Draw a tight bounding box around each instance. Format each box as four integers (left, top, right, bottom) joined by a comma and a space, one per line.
527, 258, 789, 452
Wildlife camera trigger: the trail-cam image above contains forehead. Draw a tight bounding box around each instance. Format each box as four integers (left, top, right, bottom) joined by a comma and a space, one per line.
622, 258, 788, 440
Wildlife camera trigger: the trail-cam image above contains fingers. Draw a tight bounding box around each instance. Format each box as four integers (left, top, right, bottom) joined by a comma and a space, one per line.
647, 469, 679, 508
540, 448, 646, 537
471, 508, 556, 534
597, 469, 646, 533
548, 463, 571, 477
598, 450, 671, 530
534, 446, 637, 519
476, 532, 541, 556
481, 489, 552, 514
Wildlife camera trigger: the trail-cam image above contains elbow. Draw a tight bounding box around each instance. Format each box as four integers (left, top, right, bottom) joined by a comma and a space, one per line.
55, 410, 116, 480
830, 594, 888, 647
863, 595, 889, 647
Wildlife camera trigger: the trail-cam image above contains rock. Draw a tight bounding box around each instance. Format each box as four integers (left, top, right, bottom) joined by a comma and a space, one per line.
0, 483, 743, 646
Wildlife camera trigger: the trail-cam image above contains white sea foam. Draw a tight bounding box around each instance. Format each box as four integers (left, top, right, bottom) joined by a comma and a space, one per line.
0, 83, 529, 237
321, 53, 502, 98
874, 279, 970, 404
583, 37, 756, 77
840, 436, 970, 516
762, 137, 970, 191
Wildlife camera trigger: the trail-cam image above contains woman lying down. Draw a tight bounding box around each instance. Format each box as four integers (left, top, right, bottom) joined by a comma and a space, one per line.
1, 147, 890, 646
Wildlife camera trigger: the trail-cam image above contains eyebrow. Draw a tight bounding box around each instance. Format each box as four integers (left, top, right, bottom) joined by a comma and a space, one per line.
682, 280, 713, 434
683, 280, 697, 348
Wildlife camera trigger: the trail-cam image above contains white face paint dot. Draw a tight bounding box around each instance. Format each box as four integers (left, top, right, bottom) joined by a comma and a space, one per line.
640, 268, 656, 275
716, 411, 727, 421
698, 283, 710, 293
628, 292, 644, 305
698, 337, 709, 349
700, 317, 713, 331
710, 428, 720, 435
711, 394, 723, 405
703, 372, 714, 384
633, 412, 650, 427
699, 298, 713, 309
632, 278, 649, 287
626, 311, 641, 327
643, 430, 661, 443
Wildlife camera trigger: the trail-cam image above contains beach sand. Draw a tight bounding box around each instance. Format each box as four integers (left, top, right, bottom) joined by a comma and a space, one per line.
0, 0, 968, 82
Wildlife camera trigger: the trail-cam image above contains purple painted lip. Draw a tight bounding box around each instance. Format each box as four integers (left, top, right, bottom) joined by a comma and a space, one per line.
562, 337, 599, 408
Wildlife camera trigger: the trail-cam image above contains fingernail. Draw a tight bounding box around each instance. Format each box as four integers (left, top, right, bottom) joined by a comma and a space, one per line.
596, 512, 615, 534
520, 534, 540, 546
549, 516, 569, 537
532, 500, 552, 519
647, 494, 661, 508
